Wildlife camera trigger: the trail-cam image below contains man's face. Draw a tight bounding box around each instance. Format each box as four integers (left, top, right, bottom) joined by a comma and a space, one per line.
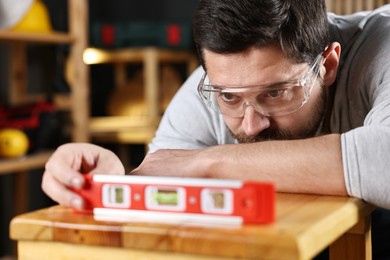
204, 46, 327, 143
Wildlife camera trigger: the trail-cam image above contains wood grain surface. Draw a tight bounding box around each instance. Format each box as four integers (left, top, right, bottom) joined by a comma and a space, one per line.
10, 193, 374, 260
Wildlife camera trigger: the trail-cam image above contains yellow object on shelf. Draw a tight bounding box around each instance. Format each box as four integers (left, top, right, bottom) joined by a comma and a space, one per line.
0, 128, 29, 158
11, 0, 52, 33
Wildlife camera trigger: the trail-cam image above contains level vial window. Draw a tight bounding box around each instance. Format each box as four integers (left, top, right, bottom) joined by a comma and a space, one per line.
102, 184, 131, 208
201, 189, 233, 214
153, 189, 178, 205
146, 186, 185, 211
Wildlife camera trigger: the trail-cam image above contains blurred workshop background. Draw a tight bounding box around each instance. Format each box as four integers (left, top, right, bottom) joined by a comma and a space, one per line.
1, 0, 389, 258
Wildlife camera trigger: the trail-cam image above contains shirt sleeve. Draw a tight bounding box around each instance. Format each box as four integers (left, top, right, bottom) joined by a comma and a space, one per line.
335, 5, 390, 208
148, 67, 234, 153
342, 126, 390, 209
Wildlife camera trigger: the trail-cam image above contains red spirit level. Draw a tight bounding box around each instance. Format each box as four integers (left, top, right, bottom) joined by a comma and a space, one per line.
74, 174, 275, 225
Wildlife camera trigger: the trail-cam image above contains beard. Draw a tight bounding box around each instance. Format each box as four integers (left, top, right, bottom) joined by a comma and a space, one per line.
229, 88, 327, 143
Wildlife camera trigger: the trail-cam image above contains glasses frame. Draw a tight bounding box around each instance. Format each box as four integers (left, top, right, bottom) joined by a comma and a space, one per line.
197, 54, 324, 118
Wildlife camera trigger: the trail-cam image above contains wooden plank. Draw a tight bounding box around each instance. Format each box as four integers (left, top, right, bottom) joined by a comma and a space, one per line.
83, 48, 198, 65
89, 116, 156, 144
13, 171, 29, 215
325, 0, 334, 13
52, 94, 72, 110
329, 215, 372, 260
5, 93, 71, 109
18, 241, 226, 260
187, 55, 199, 75
89, 116, 152, 132
9, 43, 28, 105
114, 63, 127, 90
344, 0, 354, 14
0, 150, 53, 175
0, 31, 74, 44
68, 0, 89, 142
326, 0, 390, 14
83, 48, 145, 64
91, 130, 156, 144
144, 48, 159, 128
156, 50, 198, 63
355, 0, 364, 12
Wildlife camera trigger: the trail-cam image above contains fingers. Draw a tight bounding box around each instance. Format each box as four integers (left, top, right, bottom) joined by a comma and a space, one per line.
41, 169, 84, 210
42, 144, 86, 209
44, 150, 85, 189
89, 148, 125, 175
42, 143, 126, 210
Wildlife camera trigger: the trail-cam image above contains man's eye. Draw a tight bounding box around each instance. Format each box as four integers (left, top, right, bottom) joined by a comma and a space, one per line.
219, 92, 240, 102
265, 89, 286, 98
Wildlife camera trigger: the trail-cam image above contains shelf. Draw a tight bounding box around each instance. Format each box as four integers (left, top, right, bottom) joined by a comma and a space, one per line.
8, 93, 72, 110
0, 31, 74, 44
83, 47, 198, 65
89, 116, 152, 132
91, 130, 155, 144
89, 116, 156, 144
0, 150, 54, 175
1, 0, 89, 142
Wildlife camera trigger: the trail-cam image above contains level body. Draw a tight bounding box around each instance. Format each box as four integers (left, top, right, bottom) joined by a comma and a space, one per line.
75, 174, 275, 225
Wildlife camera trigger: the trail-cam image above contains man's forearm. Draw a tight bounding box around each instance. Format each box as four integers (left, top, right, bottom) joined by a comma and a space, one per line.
202, 134, 347, 196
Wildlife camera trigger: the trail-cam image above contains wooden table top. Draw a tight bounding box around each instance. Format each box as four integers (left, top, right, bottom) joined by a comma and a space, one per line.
10, 193, 374, 259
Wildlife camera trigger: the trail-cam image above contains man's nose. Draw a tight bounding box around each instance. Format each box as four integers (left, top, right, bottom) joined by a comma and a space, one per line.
242, 104, 270, 136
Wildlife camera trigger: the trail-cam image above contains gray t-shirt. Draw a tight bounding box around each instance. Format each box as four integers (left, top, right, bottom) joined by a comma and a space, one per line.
149, 5, 390, 209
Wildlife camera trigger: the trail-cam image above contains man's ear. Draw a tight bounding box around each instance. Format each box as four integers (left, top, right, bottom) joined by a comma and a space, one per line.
322, 42, 341, 87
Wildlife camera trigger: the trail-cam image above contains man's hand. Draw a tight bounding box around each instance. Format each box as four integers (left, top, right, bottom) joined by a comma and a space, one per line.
42, 143, 125, 209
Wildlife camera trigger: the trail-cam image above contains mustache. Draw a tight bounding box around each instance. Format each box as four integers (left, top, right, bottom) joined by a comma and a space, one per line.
229, 128, 296, 143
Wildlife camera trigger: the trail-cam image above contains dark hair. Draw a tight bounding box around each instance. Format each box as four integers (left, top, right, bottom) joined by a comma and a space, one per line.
193, 0, 330, 69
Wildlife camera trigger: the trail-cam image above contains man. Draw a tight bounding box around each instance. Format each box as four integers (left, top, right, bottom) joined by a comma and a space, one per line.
43, 0, 390, 257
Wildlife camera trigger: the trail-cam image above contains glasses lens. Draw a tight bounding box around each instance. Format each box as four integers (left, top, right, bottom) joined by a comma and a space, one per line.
214, 84, 306, 117
198, 54, 322, 117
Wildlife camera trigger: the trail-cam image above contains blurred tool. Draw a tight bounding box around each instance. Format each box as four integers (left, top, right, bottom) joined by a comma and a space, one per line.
91, 22, 192, 49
